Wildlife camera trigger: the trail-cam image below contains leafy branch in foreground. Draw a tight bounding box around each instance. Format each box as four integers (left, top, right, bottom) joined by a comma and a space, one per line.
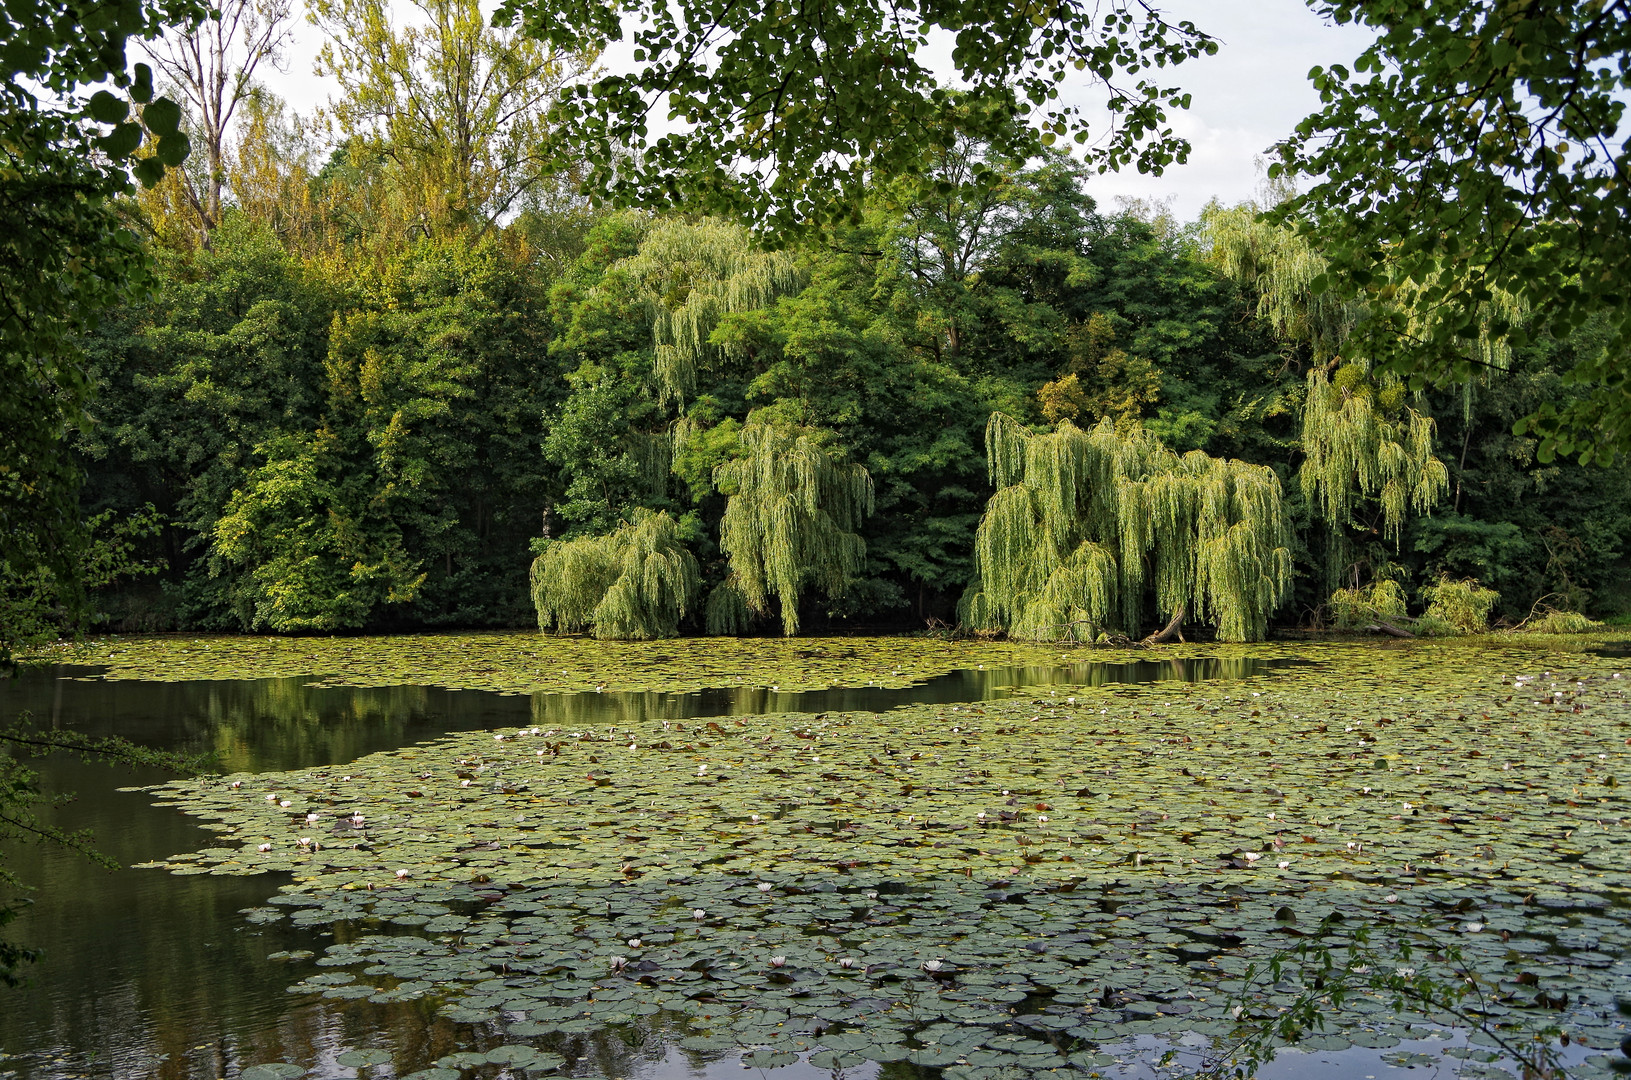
492, 0, 1217, 234
1201, 915, 1574, 1080
0, 711, 213, 987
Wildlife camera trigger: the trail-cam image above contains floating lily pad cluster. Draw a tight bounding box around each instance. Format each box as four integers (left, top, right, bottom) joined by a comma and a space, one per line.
139, 635, 1631, 1077
244, 873, 1627, 1079
41, 632, 1128, 695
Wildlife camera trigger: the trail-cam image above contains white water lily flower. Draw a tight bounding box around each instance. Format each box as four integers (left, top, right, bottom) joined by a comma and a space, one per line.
230, 781, 242, 789
257, 843, 272, 852
279, 800, 291, 808
1241, 852, 1261, 863
1465, 923, 1483, 933
1395, 967, 1416, 977
297, 837, 311, 847
461, 779, 471, 787
395, 869, 410, 879
1277, 861, 1289, 869
693, 908, 706, 920
697, 765, 708, 775
750, 814, 761, 823
1037, 815, 1049, 824
865, 891, 878, 900
266, 794, 277, 802
769, 956, 787, 968
609, 956, 627, 971
757, 882, 773, 892
922, 960, 943, 972
537, 750, 546, 757
306, 813, 320, 823
627, 938, 642, 949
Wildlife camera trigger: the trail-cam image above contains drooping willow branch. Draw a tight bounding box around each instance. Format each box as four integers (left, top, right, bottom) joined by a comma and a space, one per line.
711, 421, 874, 636
530, 509, 701, 639
962, 414, 1292, 643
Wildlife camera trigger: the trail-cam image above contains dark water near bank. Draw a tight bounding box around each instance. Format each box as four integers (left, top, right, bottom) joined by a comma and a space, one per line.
0, 656, 1316, 1080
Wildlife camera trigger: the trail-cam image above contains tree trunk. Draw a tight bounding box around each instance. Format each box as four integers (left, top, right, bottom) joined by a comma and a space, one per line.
1141, 604, 1186, 645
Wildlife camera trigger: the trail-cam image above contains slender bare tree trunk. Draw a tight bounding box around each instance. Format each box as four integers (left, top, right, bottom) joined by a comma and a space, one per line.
142, 0, 294, 242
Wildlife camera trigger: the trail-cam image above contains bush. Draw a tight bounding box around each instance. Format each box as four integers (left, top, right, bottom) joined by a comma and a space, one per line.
1328, 580, 1407, 629
1522, 609, 1606, 634
1420, 576, 1500, 634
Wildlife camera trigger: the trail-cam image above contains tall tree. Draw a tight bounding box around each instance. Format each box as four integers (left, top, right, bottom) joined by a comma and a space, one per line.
712, 421, 874, 635
138, 0, 296, 241
309, 0, 592, 233
1, 0, 197, 660
1206, 204, 1452, 590
620, 217, 804, 405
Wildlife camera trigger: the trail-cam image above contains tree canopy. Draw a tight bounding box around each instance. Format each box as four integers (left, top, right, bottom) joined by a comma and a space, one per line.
490, 0, 1216, 233
1274, 0, 1631, 465
963, 413, 1292, 643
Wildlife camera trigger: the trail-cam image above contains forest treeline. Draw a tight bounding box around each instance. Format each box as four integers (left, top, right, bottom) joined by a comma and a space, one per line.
6, 1, 1628, 647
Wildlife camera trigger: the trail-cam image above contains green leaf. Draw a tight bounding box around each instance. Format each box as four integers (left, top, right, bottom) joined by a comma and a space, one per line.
142, 97, 182, 137
155, 131, 191, 167
86, 90, 128, 125
98, 121, 143, 158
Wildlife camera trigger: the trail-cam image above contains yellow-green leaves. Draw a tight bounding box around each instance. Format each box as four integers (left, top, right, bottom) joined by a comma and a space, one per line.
714, 422, 874, 635
1299, 364, 1448, 546
530, 509, 700, 640
968, 415, 1291, 642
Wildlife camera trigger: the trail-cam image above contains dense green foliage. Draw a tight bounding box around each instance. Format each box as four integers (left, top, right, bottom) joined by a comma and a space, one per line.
1, 1, 1624, 643
963, 414, 1291, 642
491, 0, 1215, 232
0, 0, 201, 662
41, 147, 1631, 639
1275, 0, 1631, 466
530, 509, 700, 639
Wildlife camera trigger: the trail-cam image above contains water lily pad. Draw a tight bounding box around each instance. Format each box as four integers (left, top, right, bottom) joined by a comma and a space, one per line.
242, 1065, 305, 1080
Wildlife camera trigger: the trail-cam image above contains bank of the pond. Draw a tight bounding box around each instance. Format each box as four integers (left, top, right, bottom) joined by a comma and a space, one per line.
131, 635, 1631, 1080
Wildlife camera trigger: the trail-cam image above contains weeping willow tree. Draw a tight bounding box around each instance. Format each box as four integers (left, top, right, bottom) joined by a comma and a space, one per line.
1204, 202, 1358, 364
1299, 363, 1449, 546
962, 414, 1292, 643
530, 509, 700, 639
1206, 203, 1465, 590
619, 219, 805, 405
712, 422, 874, 635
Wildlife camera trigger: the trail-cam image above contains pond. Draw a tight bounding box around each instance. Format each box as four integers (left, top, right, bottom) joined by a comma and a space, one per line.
1, 634, 1627, 1080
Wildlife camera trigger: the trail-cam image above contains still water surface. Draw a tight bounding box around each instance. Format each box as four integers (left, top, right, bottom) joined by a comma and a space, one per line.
2, 656, 1333, 1080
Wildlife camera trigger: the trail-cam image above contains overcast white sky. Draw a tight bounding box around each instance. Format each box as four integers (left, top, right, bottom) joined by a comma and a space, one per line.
267, 0, 1376, 222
